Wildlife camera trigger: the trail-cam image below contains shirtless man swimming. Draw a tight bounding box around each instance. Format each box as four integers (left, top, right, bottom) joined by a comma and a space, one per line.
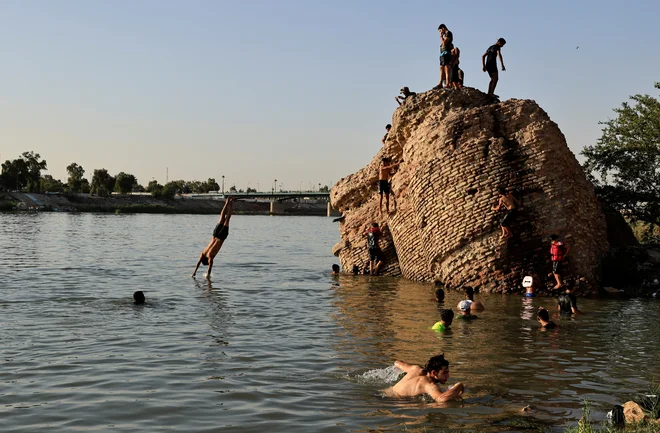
379, 157, 400, 215
192, 197, 234, 278
491, 187, 521, 239
384, 354, 465, 403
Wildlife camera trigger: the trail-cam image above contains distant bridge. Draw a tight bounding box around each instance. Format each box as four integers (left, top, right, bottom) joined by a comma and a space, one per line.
181, 191, 331, 201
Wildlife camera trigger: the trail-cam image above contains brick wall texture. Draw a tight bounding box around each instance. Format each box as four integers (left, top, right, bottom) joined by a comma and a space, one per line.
330, 88, 609, 293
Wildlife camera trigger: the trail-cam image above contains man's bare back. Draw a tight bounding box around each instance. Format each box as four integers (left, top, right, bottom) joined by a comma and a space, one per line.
498, 193, 517, 210
383, 357, 464, 403
379, 163, 398, 181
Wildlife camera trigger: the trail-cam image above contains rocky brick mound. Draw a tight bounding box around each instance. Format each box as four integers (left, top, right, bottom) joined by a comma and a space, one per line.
330, 87, 610, 293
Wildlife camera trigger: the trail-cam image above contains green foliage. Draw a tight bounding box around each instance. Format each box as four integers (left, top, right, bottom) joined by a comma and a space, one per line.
90, 169, 115, 197
161, 182, 178, 199
66, 162, 85, 193
40, 175, 65, 193
319, 185, 330, 192
146, 180, 164, 197
0, 151, 48, 192
582, 82, 660, 227
114, 172, 137, 194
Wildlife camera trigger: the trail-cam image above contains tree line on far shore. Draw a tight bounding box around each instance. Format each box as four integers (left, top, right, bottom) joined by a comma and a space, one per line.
0, 156, 328, 199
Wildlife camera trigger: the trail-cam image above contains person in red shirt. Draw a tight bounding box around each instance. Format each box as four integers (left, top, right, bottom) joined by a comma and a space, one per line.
550, 234, 570, 289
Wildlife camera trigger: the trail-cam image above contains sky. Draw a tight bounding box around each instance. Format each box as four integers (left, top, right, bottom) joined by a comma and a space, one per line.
1, 0, 659, 192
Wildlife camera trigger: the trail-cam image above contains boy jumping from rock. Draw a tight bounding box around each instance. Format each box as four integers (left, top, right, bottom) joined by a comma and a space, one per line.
491, 187, 520, 238
192, 197, 234, 278
379, 157, 400, 215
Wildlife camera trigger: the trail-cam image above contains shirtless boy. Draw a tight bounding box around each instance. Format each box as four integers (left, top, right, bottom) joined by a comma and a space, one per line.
379, 157, 400, 215
192, 197, 234, 278
491, 187, 521, 238
384, 354, 465, 403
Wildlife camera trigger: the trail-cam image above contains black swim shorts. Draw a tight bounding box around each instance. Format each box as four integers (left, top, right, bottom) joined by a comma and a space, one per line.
552, 260, 561, 274
486, 62, 498, 77
378, 180, 391, 195
213, 224, 229, 240
440, 53, 453, 66
501, 209, 516, 227
369, 247, 383, 262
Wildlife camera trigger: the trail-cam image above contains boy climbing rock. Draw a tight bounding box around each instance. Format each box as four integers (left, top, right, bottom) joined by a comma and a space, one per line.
550, 234, 570, 289
491, 187, 520, 238
378, 157, 400, 215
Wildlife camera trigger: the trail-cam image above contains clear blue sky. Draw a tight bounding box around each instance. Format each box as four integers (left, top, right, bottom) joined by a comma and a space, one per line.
1, 0, 658, 191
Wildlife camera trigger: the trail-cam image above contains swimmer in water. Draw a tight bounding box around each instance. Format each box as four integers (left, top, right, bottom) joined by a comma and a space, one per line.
491, 187, 521, 239
192, 197, 234, 278
331, 264, 340, 275
133, 291, 145, 304
432, 309, 454, 331
458, 286, 485, 311
384, 354, 464, 402
537, 307, 557, 329
435, 287, 445, 303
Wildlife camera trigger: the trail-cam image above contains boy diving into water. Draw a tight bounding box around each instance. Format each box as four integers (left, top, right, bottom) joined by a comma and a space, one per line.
192, 197, 234, 278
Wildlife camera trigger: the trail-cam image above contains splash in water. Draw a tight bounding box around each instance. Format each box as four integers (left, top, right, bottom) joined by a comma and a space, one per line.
356, 365, 403, 385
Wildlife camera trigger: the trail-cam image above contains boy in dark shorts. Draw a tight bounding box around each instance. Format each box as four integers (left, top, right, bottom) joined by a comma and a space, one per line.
491, 187, 520, 238
364, 222, 386, 275
437, 24, 454, 89
450, 47, 462, 89
192, 197, 234, 278
482, 38, 506, 96
379, 157, 400, 215
550, 234, 570, 288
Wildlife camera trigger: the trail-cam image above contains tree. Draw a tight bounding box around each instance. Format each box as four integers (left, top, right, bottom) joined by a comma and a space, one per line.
582, 82, 660, 227
146, 180, 163, 197
0, 151, 47, 192
319, 185, 330, 192
90, 169, 115, 197
114, 172, 137, 194
205, 178, 219, 192
229, 185, 237, 193
246, 187, 257, 193
161, 182, 178, 199
40, 175, 64, 193
66, 162, 85, 193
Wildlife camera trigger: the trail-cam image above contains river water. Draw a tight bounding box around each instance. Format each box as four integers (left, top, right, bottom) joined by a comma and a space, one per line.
1, 213, 659, 433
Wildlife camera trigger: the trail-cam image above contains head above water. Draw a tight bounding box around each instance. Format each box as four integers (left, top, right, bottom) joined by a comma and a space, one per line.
458, 299, 472, 313
464, 286, 474, 300
537, 308, 550, 322
424, 354, 450, 382
440, 309, 454, 325
435, 287, 445, 301
351, 265, 360, 274
497, 38, 506, 46
133, 291, 145, 304
332, 264, 340, 273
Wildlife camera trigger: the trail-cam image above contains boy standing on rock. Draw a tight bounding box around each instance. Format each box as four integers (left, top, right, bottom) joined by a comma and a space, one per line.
437, 24, 454, 89
482, 38, 506, 96
550, 234, 570, 289
379, 158, 400, 215
492, 187, 520, 238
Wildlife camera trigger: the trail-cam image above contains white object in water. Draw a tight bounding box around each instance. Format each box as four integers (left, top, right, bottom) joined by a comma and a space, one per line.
522, 276, 533, 288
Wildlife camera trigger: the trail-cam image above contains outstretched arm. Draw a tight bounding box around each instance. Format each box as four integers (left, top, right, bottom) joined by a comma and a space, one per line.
192, 253, 204, 277
217, 198, 231, 224
498, 51, 505, 71
427, 382, 464, 403
393, 360, 422, 374
206, 257, 214, 278
395, 96, 402, 106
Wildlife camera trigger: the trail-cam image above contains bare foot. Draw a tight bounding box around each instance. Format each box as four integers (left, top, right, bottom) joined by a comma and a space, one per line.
554, 284, 563, 289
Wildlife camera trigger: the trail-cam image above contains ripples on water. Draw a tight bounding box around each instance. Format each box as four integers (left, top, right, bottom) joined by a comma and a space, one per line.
0, 213, 659, 432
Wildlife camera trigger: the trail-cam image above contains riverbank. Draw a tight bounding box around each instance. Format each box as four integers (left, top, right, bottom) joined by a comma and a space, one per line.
0, 192, 329, 216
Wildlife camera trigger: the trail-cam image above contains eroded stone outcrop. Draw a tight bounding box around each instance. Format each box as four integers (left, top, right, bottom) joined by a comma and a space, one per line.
331, 88, 609, 293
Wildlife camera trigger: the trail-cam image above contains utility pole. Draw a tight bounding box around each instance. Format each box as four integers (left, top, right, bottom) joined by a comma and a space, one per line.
222, 175, 225, 195
166, 167, 168, 184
